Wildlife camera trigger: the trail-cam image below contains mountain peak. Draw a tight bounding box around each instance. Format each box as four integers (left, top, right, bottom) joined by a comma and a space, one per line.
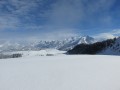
0, 36, 95, 52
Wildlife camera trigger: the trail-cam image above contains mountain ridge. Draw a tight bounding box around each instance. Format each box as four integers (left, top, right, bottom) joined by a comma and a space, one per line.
0, 36, 95, 52
67, 37, 119, 55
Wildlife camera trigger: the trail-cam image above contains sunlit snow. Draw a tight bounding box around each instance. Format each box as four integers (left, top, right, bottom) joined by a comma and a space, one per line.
0, 55, 120, 90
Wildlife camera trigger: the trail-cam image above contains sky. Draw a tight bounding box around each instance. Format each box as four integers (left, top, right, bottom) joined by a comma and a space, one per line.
0, 0, 120, 41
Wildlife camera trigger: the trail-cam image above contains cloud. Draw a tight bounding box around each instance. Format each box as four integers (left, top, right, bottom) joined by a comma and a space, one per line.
26, 30, 78, 41
0, 26, 78, 41
47, 0, 84, 27
9, 0, 41, 15
94, 33, 115, 41
93, 29, 120, 41
46, 0, 116, 28
0, 15, 20, 30
0, 0, 117, 30
0, 0, 45, 30
0, 0, 119, 41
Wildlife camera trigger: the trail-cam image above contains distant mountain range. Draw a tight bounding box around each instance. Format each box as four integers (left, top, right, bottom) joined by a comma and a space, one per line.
36, 36, 95, 50
0, 36, 95, 52
0, 35, 120, 56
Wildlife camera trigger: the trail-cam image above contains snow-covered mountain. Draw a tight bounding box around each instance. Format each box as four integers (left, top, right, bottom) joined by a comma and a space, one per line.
100, 37, 120, 55
67, 36, 120, 55
36, 36, 95, 50
1, 36, 120, 56
0, 36, 95, 52
0, 40, 40, 53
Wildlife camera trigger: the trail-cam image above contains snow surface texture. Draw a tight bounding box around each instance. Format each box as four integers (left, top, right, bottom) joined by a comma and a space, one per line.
0, 55, 120, 90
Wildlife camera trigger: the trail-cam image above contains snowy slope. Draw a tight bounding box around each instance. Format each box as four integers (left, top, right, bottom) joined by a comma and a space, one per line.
100, 37, 120, 55
0, 55, 120, 90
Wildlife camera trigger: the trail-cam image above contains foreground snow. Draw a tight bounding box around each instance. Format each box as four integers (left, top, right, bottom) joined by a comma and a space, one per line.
0, 55, 120, 90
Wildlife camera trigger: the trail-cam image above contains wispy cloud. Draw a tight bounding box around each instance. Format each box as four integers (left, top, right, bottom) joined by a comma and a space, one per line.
26, 29, 78, 41
0, 0, 116, 30
93, 29, 120, 41
0, 15, 20, 30
0, 0, 119, 40
0, 0, 44, 30
46, 0, 116, 28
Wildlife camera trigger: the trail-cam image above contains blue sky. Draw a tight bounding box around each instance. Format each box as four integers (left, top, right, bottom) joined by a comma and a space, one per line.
0, 0, 120, 40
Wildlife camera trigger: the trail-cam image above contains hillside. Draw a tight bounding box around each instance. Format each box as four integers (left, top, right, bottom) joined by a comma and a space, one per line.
100, 37, 120, 55
68, 38, 116, 55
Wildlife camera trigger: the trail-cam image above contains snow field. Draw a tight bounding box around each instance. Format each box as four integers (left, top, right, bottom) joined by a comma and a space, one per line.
0, 55, 120, 90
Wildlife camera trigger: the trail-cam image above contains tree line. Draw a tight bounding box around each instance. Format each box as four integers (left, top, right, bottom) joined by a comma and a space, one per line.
67, 38, 116, 55
0, 53, 22, 59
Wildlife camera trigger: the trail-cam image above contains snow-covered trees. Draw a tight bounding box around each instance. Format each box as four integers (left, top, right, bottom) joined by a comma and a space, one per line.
68, 38, 116, 54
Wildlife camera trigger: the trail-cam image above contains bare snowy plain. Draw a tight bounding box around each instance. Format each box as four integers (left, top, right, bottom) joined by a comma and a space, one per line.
0, 53, 120, 90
